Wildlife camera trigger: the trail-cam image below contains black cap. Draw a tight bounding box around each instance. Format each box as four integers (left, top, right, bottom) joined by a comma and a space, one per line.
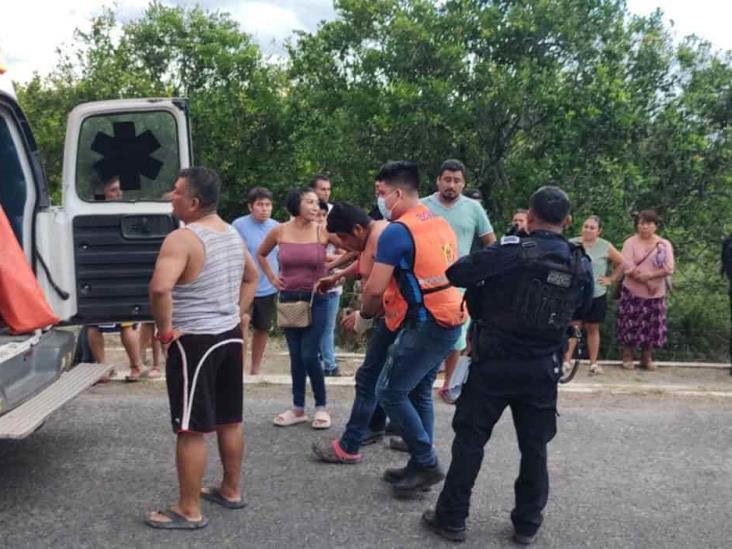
529, 186, 570, 224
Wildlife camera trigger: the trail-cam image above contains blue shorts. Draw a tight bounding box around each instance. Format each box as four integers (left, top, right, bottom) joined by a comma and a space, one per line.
453, 319, 470, 352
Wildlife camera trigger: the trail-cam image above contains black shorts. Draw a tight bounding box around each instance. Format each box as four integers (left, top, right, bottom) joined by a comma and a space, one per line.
165, 325, 243, 434
250, 293, 277, 332
574, 294, 607, 324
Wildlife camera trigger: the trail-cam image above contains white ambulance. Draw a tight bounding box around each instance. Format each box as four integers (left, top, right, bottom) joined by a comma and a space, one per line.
0, 59, 191, 438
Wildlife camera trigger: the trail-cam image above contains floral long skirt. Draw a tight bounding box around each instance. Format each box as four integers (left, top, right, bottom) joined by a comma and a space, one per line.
615, 285, 667, 348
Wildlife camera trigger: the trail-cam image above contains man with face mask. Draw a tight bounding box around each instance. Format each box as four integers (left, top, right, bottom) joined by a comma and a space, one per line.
359, 161, 466, 496
421, 160, 496, 403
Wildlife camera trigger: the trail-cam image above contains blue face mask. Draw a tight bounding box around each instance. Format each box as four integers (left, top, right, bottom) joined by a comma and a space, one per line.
377, 191, 398, 220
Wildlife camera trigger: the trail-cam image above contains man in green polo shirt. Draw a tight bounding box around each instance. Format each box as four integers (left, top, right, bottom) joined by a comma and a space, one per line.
422, 159, 496, 403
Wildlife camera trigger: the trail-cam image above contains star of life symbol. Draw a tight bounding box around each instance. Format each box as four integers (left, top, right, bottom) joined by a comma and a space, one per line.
91, 121, 163, 190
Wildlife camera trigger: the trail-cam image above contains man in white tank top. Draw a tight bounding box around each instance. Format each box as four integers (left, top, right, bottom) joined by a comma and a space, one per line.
146, 167, 258, 530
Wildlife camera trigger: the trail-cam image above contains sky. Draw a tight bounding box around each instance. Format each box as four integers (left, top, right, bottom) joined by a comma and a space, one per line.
1, 0, 730, 83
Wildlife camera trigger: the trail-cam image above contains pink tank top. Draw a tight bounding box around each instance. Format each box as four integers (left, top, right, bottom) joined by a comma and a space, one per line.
278, 242, 327, 291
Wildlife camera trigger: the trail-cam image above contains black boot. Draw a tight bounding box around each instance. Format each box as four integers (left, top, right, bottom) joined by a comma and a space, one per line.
383, 464, 410, 484
513, 531, 537, 545
388, 436, 409, 452
421, 510, 466, 542
392, 463, 445, 495
361, 429, 385, 446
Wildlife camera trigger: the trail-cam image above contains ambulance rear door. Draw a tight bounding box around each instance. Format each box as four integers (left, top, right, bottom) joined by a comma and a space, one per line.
59, 98, 192, 325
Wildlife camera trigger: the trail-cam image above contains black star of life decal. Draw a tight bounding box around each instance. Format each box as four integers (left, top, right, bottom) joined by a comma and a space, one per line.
91, 121, 163, 190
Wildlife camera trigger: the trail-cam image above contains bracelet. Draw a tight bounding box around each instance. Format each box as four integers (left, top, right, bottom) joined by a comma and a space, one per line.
155, 331, 176, 344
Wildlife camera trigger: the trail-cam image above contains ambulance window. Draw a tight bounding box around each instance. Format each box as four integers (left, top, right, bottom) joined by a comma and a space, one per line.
0, 115, 26, 244
76, 111, 180, 202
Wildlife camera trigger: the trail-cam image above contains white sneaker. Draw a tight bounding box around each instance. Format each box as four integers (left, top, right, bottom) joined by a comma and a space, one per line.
561, 361, 573, 376
589, 363, 604, 375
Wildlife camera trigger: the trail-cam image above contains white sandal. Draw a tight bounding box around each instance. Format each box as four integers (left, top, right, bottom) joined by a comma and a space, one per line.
311, 410, 331, 430
273, 409, 309, 427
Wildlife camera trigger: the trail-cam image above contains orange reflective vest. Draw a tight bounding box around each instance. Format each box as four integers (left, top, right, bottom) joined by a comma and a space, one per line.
383, 204, 466, 331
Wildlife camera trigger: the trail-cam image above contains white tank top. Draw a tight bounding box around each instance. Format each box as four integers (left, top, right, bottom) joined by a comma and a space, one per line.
172, 223, 245, 334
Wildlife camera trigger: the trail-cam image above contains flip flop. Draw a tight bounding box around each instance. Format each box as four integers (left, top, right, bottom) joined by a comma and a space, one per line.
312, 410, 331, 430
145, 509, 208, 530
201, 487, 248, 509
147, 368, 163, 380
95, 367, 116, 385
125, 367, 149, 382
273, 409, 309, 427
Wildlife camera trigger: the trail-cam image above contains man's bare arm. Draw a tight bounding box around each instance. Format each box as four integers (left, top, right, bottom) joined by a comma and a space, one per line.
239, 248, 259, 319
361, 262, 394, 318
327, 250, 357, 271
480, 231, 497, 246
149, 230, 190, 335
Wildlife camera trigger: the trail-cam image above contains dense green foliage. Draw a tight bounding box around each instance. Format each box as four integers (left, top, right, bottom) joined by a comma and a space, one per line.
13, 1, 732, 360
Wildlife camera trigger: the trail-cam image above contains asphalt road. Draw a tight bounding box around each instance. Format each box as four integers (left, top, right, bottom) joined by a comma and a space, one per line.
1, 383, 730, 548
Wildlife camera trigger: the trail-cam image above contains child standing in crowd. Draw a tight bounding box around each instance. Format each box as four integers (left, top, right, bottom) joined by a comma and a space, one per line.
233, 187, 280, 375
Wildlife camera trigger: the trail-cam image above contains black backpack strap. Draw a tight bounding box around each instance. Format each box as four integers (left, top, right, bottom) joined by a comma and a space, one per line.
568, 241, 588, 276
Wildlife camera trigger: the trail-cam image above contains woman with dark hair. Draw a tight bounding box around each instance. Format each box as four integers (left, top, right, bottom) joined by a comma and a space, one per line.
616, 210, 675, 370
563, 215, 624, 374
257, 188, 337, 429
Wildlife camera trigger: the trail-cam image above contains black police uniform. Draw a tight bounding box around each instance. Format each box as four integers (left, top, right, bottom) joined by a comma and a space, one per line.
433, 230, 593, 539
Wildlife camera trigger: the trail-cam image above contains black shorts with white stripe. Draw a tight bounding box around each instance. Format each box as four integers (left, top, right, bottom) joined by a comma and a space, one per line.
166, 325, 243, 434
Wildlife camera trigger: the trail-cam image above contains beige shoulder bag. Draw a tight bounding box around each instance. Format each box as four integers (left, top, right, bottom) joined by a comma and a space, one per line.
277, 289, 316, 328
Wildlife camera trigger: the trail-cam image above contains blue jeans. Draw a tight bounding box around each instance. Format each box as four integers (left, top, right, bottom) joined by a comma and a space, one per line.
376, 319, 461, 468
319, 291, 340, 372
281, 291, 328, 409
340, 318, 398, 454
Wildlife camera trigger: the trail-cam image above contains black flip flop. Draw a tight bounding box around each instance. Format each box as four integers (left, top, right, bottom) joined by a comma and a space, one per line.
200, 487, 248, 509
145, 509, 208, 530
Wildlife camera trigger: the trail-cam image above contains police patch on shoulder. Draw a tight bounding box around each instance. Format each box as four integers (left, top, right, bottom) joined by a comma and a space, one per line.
500, 235, 521, 246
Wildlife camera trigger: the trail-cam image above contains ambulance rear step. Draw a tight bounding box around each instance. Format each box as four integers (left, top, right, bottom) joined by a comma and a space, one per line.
0, 363, 112, 439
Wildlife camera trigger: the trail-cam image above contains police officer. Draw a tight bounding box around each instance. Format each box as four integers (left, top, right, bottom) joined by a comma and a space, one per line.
422, 186, 593, 545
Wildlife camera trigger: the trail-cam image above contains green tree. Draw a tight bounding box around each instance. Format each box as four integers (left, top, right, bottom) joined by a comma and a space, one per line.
16, 3, 288, 217
12, 0, 732, 359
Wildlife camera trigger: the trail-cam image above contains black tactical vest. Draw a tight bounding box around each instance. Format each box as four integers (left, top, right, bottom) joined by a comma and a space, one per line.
474, 237, 588, 358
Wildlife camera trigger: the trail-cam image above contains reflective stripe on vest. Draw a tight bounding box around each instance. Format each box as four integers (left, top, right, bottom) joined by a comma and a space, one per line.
383, 204, 467, 331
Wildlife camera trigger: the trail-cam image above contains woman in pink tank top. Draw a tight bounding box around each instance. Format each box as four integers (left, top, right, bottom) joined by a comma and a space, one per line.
257, 188, 340, 430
